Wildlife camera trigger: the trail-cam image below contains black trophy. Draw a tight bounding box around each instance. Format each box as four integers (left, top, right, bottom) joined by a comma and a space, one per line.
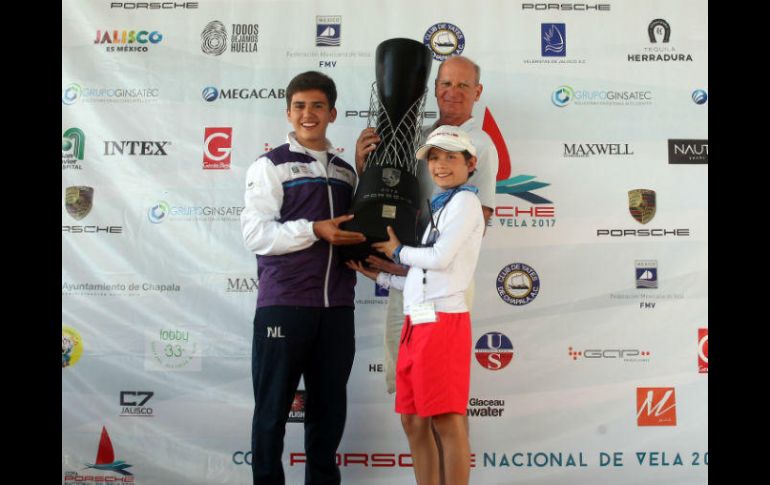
341, 38, 432, 262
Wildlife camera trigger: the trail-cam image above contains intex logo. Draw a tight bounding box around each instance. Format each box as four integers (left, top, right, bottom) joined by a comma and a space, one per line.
203, 127, 232, 169
475, 332, 514, 370
120, 391, 154, 417
104, 141, 170, 156
636, 388, 677, 426
698, 328, 708, 373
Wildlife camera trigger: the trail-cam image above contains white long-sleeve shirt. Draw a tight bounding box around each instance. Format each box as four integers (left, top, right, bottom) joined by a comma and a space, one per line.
376, 190, 484, 315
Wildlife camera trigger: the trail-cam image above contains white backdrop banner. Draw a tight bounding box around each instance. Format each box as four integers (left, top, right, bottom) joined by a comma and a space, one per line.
62, 1, 708, 484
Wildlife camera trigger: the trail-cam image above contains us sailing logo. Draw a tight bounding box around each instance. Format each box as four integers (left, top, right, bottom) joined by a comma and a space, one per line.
83, 427, 133, 476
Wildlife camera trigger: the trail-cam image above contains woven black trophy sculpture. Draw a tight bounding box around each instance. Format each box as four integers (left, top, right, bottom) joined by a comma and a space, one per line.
341, 38, 432, 261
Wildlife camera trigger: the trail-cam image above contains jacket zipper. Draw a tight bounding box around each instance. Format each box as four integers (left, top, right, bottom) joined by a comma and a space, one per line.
322, 152, 338, 308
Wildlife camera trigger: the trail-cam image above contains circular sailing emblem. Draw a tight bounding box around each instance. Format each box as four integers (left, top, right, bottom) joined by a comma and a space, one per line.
496, 263, 540, 305
423, 23, 465, 61
62, 326, 83, 368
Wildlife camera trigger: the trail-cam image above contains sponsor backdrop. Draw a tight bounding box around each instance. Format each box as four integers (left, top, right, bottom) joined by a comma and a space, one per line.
62, 1, 707, 484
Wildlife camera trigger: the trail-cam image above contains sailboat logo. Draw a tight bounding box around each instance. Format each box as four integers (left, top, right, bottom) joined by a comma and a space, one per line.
83, 427, 134, 476
635, 260, 658, 289
316, 16, 341, 46
423, 23, 465, 61
496, 263, 540, 305
542, 23, 566, 57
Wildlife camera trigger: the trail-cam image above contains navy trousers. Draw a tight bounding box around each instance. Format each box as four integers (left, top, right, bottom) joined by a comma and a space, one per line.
251, 306, 355, 485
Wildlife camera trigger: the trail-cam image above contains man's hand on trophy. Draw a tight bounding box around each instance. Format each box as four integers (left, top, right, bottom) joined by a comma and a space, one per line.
345, 260, 381, 281
313, 214, 367, 245
372, 226, 402, 261
354, 128, 381, 175
365, 255, 409, 277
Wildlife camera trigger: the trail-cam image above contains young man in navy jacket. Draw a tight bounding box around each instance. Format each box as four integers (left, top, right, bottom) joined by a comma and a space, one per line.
241, 71, 366, 485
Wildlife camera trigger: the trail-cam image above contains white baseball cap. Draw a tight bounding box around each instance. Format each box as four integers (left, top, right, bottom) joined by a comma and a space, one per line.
415, 125, 477, 160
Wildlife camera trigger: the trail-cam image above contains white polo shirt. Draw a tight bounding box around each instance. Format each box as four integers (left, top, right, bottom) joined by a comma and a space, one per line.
376, 190, 484, 315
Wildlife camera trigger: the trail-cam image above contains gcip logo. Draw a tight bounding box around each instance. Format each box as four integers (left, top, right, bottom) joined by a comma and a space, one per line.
203, 127, 232, 169
474, 332, 514, 370
698, 328, 708, 373
636, 387, 676, 426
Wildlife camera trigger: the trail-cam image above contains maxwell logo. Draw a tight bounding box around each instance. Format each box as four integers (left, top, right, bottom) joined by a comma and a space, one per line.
636, 387, 676, 426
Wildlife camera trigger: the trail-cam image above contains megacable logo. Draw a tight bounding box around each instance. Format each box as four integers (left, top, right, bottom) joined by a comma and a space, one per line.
636, 387, 676, 426
203, 127, 232, 169
698, 328, 708, 373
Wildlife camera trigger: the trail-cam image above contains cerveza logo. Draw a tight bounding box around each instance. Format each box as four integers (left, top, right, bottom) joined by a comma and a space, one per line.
83, 427, 133, 475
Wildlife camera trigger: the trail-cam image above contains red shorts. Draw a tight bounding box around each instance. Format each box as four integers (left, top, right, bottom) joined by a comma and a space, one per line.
395, 312, 471, 417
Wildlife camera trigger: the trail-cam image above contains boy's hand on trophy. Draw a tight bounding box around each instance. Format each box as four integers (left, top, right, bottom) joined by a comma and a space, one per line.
354, 128, 381, 175
313, 214, 367, 245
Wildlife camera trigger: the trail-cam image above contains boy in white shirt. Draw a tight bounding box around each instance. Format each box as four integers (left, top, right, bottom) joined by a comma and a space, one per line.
347, 125, 484, 485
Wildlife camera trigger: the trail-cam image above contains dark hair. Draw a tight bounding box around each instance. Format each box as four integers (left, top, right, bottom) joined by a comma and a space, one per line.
462, 150, 476, 177
285, 71, 337, 109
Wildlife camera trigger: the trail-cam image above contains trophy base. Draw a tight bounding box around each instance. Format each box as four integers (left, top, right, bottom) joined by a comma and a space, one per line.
339, 201, 419, 263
